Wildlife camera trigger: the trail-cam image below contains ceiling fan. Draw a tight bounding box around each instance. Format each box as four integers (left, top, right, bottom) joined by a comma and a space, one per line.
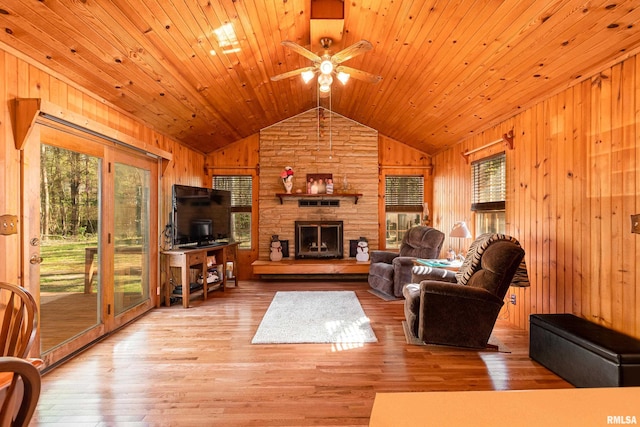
270, 37, 382, 94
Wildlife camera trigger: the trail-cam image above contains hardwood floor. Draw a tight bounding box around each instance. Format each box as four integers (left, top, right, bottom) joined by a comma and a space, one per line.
33, 280, 571, 426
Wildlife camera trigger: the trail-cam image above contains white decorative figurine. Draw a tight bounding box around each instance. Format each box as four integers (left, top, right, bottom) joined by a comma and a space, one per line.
356, 239, 369, 262
269, 238, 283, 261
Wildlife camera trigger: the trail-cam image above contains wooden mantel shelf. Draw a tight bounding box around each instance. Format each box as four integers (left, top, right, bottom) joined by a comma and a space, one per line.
275, 193, 363, 204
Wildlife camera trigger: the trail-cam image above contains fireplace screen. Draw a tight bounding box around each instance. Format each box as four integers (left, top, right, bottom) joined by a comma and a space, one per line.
295, 221, 343, 259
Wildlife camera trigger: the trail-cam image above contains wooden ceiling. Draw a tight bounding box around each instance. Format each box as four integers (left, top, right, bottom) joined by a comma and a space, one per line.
1, 0, 639, 155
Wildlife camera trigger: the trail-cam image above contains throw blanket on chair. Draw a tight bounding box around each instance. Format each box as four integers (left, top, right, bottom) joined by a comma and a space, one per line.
456, 233, 530, 288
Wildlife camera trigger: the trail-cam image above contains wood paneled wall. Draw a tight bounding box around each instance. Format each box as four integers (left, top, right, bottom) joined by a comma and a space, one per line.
378, 134, 434, 249
433, 53, 640, 339
0, 47, 206, 286
205, 133, 260, 279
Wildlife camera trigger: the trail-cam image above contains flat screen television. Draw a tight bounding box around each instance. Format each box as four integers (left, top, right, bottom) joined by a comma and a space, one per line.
172, 184, 232, 248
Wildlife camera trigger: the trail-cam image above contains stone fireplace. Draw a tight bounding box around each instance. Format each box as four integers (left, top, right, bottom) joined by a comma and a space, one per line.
258, 108, 379, 259
295, 220, 343, 259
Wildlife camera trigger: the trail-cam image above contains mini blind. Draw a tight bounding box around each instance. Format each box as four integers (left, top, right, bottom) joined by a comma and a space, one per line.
471, 153, 506, 211
385, 176, 424, 212
213, 176, 252, 212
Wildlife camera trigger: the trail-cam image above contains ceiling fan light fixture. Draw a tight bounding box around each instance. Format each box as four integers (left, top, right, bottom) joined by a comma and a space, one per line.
301, 70, 315, 83
319, 84, 331, 93
318, 74, 333, 87
320, 59, 334, 75
337, 71, 350, 84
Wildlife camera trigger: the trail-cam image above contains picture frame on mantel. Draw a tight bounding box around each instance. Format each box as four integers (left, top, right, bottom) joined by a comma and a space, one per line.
306, 173, 333, 194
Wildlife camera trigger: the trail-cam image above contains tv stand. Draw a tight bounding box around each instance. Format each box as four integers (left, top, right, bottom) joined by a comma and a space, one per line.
161, 242, 239, 308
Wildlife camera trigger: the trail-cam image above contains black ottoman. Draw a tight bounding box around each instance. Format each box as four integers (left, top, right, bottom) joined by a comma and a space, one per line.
530, 314, 640, 387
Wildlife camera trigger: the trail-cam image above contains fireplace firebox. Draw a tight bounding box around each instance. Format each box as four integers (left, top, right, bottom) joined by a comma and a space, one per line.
295, 221, 343, 259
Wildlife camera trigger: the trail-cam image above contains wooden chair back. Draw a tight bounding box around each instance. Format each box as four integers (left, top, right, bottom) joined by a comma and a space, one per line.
0, 356, 41, 427
0, 283, 38, 358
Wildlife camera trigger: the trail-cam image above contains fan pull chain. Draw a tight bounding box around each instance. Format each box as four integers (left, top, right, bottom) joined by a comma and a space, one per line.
316, 84, 320, 152
329, 89, 332, 160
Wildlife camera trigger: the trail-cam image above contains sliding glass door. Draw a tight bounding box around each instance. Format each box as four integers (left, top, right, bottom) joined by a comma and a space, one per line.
26, 124, 158, 366
112, 159, 153, 316
39, 143, 102, 354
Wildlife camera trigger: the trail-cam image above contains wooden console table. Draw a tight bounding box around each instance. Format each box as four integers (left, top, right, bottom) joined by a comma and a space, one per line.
161, 242, 239, 308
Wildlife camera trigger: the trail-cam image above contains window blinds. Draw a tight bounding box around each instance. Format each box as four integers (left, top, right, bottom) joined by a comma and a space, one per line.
385, 176, 424, 212
471, 153, 506, 211
213, 176, 252, 211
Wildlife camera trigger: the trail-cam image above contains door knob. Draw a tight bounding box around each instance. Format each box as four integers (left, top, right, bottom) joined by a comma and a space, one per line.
30, 254, 43, 264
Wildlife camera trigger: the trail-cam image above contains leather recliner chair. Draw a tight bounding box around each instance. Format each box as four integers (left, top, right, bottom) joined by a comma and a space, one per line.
368, 226, 445, 298
403, 233, 527, 348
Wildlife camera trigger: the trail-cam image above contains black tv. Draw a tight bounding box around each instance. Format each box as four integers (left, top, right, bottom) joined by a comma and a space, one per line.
172, 184, 232, 248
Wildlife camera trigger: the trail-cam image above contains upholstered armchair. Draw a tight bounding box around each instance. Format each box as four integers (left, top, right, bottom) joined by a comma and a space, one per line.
403, 233, 527, 348
368, 226, 445, 298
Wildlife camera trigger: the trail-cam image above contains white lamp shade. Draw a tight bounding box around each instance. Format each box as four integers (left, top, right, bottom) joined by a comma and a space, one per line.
301, 70, 315, 83
320, 59, 334, 75
337, 72, 350, 84
450, 221, 471, 238
318, 74, 333, 86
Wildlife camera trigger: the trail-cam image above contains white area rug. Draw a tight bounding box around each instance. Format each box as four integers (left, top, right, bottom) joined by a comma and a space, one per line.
251, 291, 378, 344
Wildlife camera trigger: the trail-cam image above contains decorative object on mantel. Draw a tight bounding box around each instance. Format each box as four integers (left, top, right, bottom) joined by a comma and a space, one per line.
280, 166, 294, 194
269, 235, 283, 261
460, 130, 515, 164
342, 175, 349, 192
306, 173, 333, 194
356, 237, 369, 262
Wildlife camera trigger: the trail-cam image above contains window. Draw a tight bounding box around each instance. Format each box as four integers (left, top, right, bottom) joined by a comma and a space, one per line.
385, 175, 424, 249
471, 153, 506, 235
213, 176, 252, 249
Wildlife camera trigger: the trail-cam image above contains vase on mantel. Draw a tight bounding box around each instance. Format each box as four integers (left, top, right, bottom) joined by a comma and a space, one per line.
281, 166, 294, 194
283, 177, 293, 194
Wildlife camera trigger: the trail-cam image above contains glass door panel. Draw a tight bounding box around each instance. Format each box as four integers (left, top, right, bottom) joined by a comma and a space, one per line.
113, 163, 151, 315
32, 123, 158, 366
39, 143, 101, 353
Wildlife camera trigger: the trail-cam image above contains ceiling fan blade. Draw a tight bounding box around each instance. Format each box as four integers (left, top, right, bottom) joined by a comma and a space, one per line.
271, 66, 316, 82
281, 40, 321, 63
331, 40, 373, 64
336, 65, 382, 84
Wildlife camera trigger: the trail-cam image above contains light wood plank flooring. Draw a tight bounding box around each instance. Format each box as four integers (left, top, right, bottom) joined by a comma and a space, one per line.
33, 280, 571, 426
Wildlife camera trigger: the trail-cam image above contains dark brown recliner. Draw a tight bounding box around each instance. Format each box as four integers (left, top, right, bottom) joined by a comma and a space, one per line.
403, 233, 527, 348
368, 226, 445, 298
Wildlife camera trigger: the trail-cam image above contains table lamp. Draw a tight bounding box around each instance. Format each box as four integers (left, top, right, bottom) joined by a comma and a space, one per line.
448, 221, 472, 261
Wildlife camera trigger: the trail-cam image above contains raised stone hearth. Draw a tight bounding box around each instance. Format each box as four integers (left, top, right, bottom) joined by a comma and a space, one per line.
251, 259, 370, 278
